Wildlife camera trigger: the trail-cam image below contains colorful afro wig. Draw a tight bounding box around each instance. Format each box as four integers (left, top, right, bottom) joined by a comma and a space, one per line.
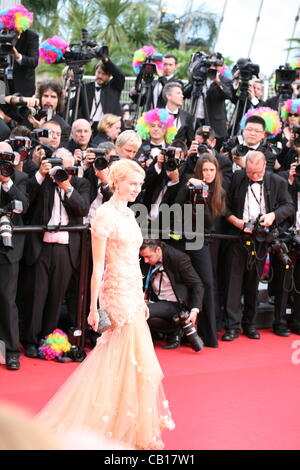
132, 46, 163, 74
0, 4, 33, 34
39, 36, 69, 64
280, 98, 300, 123
136, 108, 177, 144
240, 106, 282, 138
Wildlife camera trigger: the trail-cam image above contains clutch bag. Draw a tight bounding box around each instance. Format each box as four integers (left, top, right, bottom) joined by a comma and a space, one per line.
97, 307, 112, 334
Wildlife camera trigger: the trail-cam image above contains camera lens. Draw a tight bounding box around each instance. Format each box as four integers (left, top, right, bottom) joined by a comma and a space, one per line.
94, 156, 108, 171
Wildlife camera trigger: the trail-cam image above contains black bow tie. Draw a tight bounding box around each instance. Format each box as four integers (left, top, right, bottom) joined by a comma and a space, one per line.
95, 86, 101, 92
150, 143, 163, 149
158, 76, 168, 86
249, 179, 263, 186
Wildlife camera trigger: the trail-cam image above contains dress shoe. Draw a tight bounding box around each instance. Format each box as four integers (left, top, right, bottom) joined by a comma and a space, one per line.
273, 328, 291, 337
24, 344, 38, 358
6, 356, 20, 370
243, 327, 260, 339
221, 329, 239, 341
163, 330, 183, 350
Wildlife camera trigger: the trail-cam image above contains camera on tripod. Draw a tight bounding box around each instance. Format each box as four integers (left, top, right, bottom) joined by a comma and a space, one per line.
162, 146, 183, 171
232, 58, 260, 101
275, 65, 296, 100
189, 51, 223, 83
140, 54, 162, 83
63, 29, 108, 66
0, 200, 23, 249
172, 309, 204, 352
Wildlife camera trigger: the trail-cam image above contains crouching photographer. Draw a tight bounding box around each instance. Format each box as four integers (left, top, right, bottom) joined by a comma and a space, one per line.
0, 141, 28, 370
140, 239, 204, 351
21, 148, 90, 359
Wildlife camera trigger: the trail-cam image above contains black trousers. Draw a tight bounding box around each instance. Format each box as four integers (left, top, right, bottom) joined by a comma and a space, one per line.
147, 300, 182, 336
272, 254, 300, 329
0, 261, 20, 357
22, 243, 73, 346
186, 243, 218, 347
225, 240, 266, 330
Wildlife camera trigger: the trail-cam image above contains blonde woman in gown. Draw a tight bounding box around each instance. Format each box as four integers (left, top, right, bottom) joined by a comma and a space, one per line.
37, 159, 175, 450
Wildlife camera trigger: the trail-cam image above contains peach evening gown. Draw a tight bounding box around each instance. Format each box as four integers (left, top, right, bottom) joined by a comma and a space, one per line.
37, 197, 175, 450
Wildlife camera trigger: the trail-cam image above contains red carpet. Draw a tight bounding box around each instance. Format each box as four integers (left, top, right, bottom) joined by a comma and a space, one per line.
1, 329, 300, 450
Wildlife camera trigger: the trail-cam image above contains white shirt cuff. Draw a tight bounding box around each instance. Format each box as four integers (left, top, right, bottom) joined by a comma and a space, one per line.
36, 171, 45, 185
1, 179, 13, 191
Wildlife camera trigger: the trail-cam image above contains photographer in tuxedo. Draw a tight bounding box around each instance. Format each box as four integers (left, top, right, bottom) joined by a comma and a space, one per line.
223, 151, 294, 342
163, 82, 194, 147
140, 239, 204, 350
86, 57, 125, 136
21, 148, 90, 358
130, 54, 182, 110
0, 141, 28, 370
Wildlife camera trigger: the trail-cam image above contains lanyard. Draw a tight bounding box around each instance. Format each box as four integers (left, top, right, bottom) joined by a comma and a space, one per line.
247, 182, 263, 216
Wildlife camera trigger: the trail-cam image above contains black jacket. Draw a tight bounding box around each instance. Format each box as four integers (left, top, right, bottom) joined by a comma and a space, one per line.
144, 243, 204, 311
0, 170, 29, 264
226, 169, 295, 234
11, 30, 39, 96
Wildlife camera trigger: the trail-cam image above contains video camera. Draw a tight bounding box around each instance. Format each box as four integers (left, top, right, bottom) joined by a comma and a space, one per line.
162, 146, 183, 171
63, 29, 108, 66
0, 29, 18, 57
189, 51, 223, 83
275, 65, 296, 100
232, 58, 260, 101
139, 54, 163, 83
0, 200, 23, 249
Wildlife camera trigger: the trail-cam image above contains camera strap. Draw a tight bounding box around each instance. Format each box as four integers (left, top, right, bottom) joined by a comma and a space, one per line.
247, 181, 264, 218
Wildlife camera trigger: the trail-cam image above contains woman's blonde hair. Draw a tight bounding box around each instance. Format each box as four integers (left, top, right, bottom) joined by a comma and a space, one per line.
108, 159, 145, 192
115, 130, 142, 149
97, 114, 121, 134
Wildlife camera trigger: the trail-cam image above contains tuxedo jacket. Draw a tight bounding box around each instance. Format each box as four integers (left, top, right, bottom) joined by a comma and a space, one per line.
205, 75, 232, 139
173, 109, 194, 147
24, 174, 90, 268
132, 76, 184, 110
226, 169, 295, 234
12, 30, 39, 96
144, 243, 204, 311
85, 60, 125, 117
0, 170, 29, 264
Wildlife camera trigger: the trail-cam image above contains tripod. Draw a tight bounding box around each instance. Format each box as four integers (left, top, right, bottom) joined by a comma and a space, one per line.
132, 71, 155, 126
64, 62, 90, 125
188, 79, 210, 128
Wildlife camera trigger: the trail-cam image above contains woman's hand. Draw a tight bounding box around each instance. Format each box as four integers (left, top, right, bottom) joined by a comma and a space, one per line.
88, 309, 100, 332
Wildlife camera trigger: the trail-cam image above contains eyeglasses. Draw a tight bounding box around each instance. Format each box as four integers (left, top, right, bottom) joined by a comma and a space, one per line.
244, 127, 264, 134
288, 113, 299, 117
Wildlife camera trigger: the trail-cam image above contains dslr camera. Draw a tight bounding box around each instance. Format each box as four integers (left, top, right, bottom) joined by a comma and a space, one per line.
0, 151, 20, 177
49, 165, 83, 183
91, 148, 120, 171
0, 200, 23, 249
162, 146, 183, 171
173, 309, 204, 352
